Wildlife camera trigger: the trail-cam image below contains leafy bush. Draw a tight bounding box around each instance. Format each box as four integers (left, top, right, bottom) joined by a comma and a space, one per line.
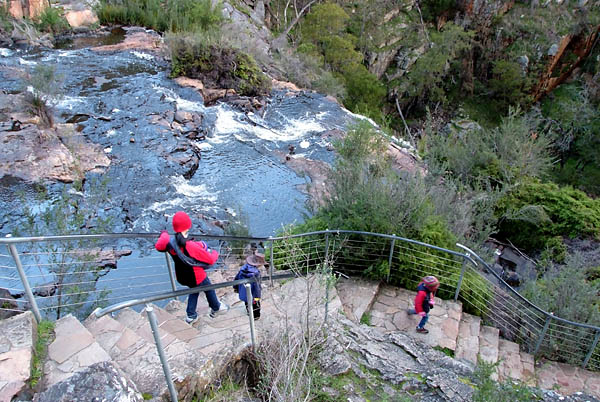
425, 108, 553, 188
495, 181, 600, 251
168, 35, 271, 96
36, 6, 70, 34
520, 253, 600, 364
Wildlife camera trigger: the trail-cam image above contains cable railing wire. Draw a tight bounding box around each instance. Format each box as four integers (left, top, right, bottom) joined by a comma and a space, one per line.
2, 231, 599, 371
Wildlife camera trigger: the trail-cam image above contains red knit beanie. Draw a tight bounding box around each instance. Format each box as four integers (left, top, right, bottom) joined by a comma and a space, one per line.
423, 275, 439, 291
172, 211, 192, 233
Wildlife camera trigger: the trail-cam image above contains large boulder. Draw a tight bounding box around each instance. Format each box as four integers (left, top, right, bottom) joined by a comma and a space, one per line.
34, 361, 144, 402
0, 311, 37, 402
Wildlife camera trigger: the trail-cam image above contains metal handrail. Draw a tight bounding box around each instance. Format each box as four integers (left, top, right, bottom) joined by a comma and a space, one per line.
94, 272, 296, 318
2, 230, 599, 370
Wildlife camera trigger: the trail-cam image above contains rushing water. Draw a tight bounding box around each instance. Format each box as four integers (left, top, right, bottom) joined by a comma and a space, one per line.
0, 30, 364, 305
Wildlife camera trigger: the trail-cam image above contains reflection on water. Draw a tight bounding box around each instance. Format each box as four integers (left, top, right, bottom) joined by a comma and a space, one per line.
54, 27, 127, 50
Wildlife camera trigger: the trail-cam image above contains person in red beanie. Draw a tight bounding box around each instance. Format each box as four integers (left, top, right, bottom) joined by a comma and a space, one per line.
407, 275, 440, 334
155, 211, 229, 324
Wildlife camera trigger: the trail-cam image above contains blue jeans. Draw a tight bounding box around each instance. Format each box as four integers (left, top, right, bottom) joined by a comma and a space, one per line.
408, 308, 429, 329
186, 276, 220, 319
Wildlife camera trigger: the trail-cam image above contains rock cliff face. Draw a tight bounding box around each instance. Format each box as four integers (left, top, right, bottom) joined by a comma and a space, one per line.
4, 0, 49, 20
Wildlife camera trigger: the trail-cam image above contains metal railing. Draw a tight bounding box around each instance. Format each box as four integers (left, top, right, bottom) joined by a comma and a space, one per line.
1, 230, 599, 372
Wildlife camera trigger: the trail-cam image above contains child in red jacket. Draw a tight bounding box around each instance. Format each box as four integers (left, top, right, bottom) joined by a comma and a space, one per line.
155, 211, 229, 324
407, 276, 439, 334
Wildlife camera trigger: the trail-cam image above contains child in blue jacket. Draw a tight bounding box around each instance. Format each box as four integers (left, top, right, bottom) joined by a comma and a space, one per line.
234, 252, 264, 320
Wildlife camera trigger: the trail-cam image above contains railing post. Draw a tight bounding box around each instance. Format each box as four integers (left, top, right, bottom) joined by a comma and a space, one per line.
454, 254, 470, 302
387, 236, 396, 283
534, 314, 553, 356
583, 330, 600, 369
145, 304, 178, 402
244, 283, 256, 349
165, 254, 177, 292
269, 239, 274, 287
8, 243, 41, 323
324, 230, 330, 263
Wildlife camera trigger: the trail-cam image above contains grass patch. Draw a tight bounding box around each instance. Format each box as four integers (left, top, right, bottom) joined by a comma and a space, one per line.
359, 311, 371, 326
433, 345, 455, 358
30, 320, 55, 388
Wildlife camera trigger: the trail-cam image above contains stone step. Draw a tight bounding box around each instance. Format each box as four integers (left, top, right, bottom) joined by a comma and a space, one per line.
152, 304, 200, 343
0, 311, 37, 402
535, 360, 600, 398
455, 313, 481, 364
115, 307, 182, 348
369, 286, 462, 351
336, 277, 381, 323
520, 351, 535, 385
497, 339, 524, 382
44, 314, 111, 388
478, 325, 500, 365
85, 309, 205, 400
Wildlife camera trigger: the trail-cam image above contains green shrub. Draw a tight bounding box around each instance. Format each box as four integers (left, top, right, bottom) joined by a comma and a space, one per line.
36, 6, 70, 34
487, 59, 533, 112
520, 253, 600, 364
495, 181, 600, 251
30, 320, 55, 388
168, 35, 271, 96
425, 108, 553, 188
472, 359, 541, 402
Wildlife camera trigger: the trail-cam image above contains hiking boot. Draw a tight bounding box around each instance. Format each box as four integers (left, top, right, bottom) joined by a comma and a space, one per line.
416, 327, 429, 334
185, 315, 199, 325
208, 301, 230, 318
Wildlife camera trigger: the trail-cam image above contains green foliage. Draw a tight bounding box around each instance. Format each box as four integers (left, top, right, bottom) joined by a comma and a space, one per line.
521, 253, 600, 364
274, 121, 492, 316
168, 35, 271, 96
398, 23, 474, 107
22, 64, 64, 128
297, 1, 384, 120
495, 181, 600, 251
425, 109, 553, 188
300, 2, 349, 44
30, 320, 55, 388
359, 311, 371, 326
488, 59, 532, 111
36, 6, 70, 34
472, 359, 541, 401
433, 346, 454, 357
522, 253, 600, 327
340, 64, 386, 119
543, 82, 600, 196
96, 0, 224, 33
420, 0, 458, 22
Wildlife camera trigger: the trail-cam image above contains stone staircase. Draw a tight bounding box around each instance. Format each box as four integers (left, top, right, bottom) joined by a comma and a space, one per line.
2, 277, 600, 401
367, 284, 600, 397
33, 272, 338, 401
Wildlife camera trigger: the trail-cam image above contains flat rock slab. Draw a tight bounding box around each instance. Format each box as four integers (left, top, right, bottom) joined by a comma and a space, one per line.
336, 277, 381, 323
536, 360, 600, 399
44, 314, 111, 387
0, 311, 36, 354
455, 313, 481, 364
369, 286, 462, 351
497, 339, 524, 381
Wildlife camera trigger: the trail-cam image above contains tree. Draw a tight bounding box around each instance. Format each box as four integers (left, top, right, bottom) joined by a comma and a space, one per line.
18, 178, 113, 319
397, 23, 474, 107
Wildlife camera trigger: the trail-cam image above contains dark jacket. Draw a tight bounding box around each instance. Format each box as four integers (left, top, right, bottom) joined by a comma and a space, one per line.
414, 282, 435, 314
234, 263, 261, 302
155, 231, 218, 287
